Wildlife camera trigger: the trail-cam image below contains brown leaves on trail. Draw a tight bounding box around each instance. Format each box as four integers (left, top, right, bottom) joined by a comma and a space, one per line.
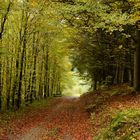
0, 97, 93, 140
2, 84, 138, 140
0, 107, 50, 140
41, 98, 93, 140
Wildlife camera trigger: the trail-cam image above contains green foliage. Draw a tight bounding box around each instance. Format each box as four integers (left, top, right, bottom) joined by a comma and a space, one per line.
59, 0, 139, 90
0, 0, 76, 110
0, 0, 140, 110
95, 109, 140, 140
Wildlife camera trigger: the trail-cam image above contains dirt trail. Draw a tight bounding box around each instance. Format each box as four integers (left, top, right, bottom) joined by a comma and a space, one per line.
6, 96, 93, 140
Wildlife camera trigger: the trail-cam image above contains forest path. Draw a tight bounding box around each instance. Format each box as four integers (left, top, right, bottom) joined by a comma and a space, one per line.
6, 96, 93, 140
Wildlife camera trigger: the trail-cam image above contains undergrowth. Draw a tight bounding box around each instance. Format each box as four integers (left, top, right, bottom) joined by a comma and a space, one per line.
94, 109, 140, 140
0, 97, 52, 126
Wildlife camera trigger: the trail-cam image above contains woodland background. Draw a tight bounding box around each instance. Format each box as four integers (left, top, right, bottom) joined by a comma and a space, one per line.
0, 0, 140, 111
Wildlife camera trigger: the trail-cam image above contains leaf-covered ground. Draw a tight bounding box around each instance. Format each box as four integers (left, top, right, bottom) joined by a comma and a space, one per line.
0, 97, 93, 140
1, 84, 140, 140
81, 84, 140, 139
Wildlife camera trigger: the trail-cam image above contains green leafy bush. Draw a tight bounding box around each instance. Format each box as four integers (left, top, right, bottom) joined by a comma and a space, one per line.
94, 109, 140, 140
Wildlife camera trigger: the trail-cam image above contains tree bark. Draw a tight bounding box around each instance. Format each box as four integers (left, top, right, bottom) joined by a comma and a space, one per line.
134, 29, 140, 91
0, 1, 11, 111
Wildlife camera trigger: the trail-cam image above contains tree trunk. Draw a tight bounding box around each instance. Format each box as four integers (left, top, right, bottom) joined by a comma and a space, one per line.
0, 41, 2, 110
94, 79, 97, 90
123, 67, 129, 83
16, 25, 27, 108
134, 29, 140, 91
30, 33, 37, 102
44, 48, 49, 98
0, 1, 11, 111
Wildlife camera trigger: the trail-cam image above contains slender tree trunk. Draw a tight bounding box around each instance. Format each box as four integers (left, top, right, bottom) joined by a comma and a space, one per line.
44, 48, 49, 98
114, 64, 119, 84
0, 41, 2, 110
47, 75, 50, 97
30, 33, 37, 103
6, 58, 10, 109
94, 78, 97, 90
11, 7, 24, 109
0, 1, 11, 111
25, 72, 31, 106
129, 41, 134, 86
123, 66, 129, 83
38, 53, 44, 100
134, 29, 140, 91
12, 57, 19, 108
16, 3, 29, 108
0, 2, 11, 39
51, 64, 56, 96
17, 33, 27, 108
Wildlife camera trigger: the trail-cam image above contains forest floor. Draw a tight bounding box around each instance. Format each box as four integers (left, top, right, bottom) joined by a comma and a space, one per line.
0, 96, 93, 140
0, 84, 140, 140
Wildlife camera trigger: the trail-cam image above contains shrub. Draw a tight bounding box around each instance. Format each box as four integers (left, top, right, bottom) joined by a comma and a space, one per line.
94, 109, 140, 140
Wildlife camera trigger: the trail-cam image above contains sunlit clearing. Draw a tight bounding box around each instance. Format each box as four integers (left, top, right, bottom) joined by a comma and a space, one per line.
63, 72, 91, 97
